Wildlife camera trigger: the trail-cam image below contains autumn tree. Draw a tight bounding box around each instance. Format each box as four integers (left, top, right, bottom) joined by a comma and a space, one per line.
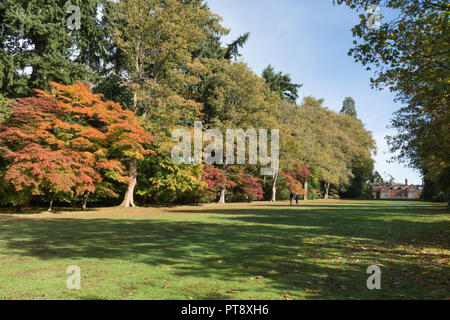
209, 62, 280, 203
201, 164, 236, 202
271, 101, 308, 201
293, 97, 356, 200
227, 167, 264, 202
137, 157, 206, 205
336, 112, 376, 198
280, 166, 309, 196
106, 0, 230, 205
0, 82, 152, 210
336, 0, 449, 202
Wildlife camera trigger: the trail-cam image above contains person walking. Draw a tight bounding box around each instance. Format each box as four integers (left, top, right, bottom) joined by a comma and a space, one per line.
295, 194, 300, 206
289, 192, 295, 206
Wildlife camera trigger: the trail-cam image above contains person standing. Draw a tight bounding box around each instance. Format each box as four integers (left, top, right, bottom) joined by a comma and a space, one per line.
295, 194, 300, 206
290, 192, 295, 206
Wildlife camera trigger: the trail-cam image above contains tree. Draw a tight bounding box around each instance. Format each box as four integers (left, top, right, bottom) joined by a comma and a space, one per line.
228, 166, 264, 202
272, 101, 311, 201
209, 62, 280, 203
107, 0, 227, 205
262, 65, 302, 103
0, 0, 110, 98
335, 112, 376, 198
108, 0, 216, 117
340, 97, 357, 118
295, 97, 356, 200
224, 33, 250, 61
137, 157, 206, 205
201, 164, 236, 202
336, 0, 449, 203
0, 82, 153, 210
0, 96, 101, 210
280, 166, 309, 196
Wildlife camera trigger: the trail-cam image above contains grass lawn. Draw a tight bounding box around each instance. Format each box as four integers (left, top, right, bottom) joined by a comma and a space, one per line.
0, 200, 448, 300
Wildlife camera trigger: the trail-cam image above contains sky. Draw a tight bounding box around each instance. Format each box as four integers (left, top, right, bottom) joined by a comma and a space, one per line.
207, 0, 423, 185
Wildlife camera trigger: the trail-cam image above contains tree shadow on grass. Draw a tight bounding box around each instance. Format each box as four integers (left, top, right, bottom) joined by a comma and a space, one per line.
0, 203, 448, 299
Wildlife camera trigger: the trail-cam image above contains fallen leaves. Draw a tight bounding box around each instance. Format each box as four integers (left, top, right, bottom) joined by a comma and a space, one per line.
227, 289, 239, 294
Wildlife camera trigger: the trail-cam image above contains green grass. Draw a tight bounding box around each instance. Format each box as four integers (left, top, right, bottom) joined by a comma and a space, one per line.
0, 200, 448, 300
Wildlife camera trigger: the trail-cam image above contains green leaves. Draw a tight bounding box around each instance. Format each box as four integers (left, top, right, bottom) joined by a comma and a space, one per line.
338, 0, 449, 198
262, 65, 302, 104
0, 0, 109, 98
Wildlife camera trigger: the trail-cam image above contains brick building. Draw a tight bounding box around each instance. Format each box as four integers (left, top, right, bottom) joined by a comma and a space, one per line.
372, 179, 423, 199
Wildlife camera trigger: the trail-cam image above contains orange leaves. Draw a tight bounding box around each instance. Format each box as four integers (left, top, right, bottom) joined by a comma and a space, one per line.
52, 120, 81, 132
0, 82, 154, 201
80, 128, 105, 140
70, 137, 94, 149
3, 144, 101, 196
280, 171, 304, 195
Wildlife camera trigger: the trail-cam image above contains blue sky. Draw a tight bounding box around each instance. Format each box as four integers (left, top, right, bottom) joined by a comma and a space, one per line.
207, 0, 422, 185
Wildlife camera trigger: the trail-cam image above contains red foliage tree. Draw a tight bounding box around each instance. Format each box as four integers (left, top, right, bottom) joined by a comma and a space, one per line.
202, 164, 236, 201
232, 170, 264, 201
280, 172, 304, 195
0, 82, 153, 210
202, 165, 264, 202
280, 164, 311, 195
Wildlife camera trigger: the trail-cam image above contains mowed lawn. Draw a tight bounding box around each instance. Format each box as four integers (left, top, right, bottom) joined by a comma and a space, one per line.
0, 200, 448, 300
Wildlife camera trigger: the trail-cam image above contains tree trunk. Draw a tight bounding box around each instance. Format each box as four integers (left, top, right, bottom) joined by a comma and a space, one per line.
218, 164, 228, 204
30, 35, 46, 89
271, 172, 278, 202
324, 182, 330, 200
132, 91, 138, 113
447, 191, 450, 209
48, 197, 54, 212
121, 158, 137, 208
303, 180, 308, 201
218, 187, 226, 204
82, 192, 90, 211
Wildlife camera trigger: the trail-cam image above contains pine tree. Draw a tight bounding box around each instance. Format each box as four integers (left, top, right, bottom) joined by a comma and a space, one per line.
262, 65, 302, 103
340, 97, 357, 118
0, 0, 110, 97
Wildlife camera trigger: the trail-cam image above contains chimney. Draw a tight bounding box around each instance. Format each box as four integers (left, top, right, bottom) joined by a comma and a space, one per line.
405, 179, 408, 186
390, 179, 394, 186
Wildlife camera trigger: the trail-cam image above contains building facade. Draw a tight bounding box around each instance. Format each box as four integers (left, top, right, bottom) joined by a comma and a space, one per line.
372, 179, 423, 200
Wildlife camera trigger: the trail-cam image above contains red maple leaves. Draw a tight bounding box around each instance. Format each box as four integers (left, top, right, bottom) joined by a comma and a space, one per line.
281, 163, 311, 195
